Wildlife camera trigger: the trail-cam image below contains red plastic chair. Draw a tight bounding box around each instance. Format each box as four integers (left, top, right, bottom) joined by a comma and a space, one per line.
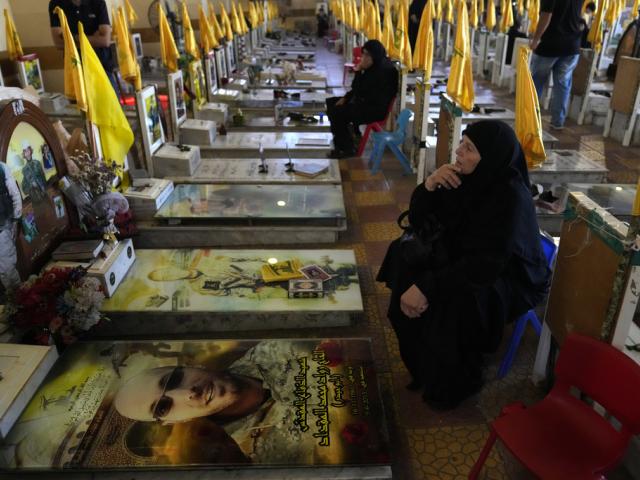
343, 46, 363, 86
356, 97, 396, 157
469, 333, 640, 480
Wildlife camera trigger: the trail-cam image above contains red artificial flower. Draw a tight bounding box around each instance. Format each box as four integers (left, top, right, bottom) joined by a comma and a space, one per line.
341, 421, 369, 445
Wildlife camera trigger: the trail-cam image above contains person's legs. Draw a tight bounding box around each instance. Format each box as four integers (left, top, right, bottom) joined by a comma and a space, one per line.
326, 97, 356, 153
549, 53, 580, 127
529, 53, 557, 102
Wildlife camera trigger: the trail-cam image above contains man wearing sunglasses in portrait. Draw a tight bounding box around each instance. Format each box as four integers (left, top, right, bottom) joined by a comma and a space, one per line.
113, 340, 316, 464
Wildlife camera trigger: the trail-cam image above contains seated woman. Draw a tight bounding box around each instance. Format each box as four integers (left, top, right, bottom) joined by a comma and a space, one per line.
325, 39, 398, 159
377, 120, 551, 410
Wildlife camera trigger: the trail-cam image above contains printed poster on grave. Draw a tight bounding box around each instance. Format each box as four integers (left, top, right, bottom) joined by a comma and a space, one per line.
0, 339, 389, 470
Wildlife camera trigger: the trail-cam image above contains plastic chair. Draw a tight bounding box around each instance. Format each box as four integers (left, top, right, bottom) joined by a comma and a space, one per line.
343, 46, 362, 86
496, 231, 557, 379
367, 108, 413, 175
356, 96, 396, 157
469, 333, 640, 479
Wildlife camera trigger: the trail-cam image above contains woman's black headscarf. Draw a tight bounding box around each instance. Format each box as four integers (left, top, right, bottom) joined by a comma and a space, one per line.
362, 39, 387, 67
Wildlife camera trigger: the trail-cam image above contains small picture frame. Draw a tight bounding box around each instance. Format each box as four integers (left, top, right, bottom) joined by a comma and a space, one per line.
132, 33, 143, 59
17, 55, 44, 93
188, 60, 207, 114
225, 42, 235, 74
215, 47, 227, 80
205, 54, 218, 101
167, 70, 187, 138
136, 85, 165, 164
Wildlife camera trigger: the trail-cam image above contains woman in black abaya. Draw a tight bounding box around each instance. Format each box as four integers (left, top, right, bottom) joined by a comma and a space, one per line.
377, 120, 551, 410
325, 39, 398, 158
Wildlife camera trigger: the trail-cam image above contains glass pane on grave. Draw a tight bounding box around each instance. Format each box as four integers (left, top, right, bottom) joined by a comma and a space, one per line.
101, 249, 362, 312
155, 184, 345, 219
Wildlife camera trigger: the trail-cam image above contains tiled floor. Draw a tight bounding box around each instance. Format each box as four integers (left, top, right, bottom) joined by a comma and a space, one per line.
311, 43, 638, 479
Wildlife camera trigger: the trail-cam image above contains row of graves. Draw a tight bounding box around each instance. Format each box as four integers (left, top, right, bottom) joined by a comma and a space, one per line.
0, 21, 394, 480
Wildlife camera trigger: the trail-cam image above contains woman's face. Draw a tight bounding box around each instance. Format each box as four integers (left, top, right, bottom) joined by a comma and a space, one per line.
454, 135, 481, 174
359, 49, 374, 70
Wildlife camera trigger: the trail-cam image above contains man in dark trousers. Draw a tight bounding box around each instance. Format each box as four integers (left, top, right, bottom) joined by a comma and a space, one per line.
529, 0, 583, 130
48, 0, 115, 88
325, 40, 398, 159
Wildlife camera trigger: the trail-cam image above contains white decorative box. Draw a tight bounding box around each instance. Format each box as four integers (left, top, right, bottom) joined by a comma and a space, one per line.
152, 144, 202, 177
124, 178, 174, 219
48, 239, 136, 298
226, 78, 248, 91
39, 92, 68, 113
196, 102, 229, 124
210, 89, 240, 102
179, 119, 217, 146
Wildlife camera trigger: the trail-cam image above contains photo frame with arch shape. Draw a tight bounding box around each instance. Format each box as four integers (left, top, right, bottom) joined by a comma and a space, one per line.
215, 47, 227, 82
135, 86, 165, 165
188, 60, 207, 114
167, 71, 187, 141
205, 53, 218, 102
0, 99, 70, 279
17, 55, 44, 94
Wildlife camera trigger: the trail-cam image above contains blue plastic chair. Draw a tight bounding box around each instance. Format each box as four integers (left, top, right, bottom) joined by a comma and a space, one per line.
368, 108, 414, 175
497, 232, 558, 379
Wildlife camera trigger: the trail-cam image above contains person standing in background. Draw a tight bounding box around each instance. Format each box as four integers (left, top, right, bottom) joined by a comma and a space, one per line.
529, 0, 583, 130
48, 0, 115, 89
409, 0, 427, 51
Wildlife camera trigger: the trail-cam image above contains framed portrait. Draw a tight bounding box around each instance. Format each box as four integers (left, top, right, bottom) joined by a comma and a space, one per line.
17, 55, 44, 93
167, 70, 187, 138
225, 42, 235, 75
132, 33, 143, 59
0, 99, 70, 278
204, 54, 218, 101
215, 47, 227, 80
135, 86, 165, 163
188, 60, 207, 114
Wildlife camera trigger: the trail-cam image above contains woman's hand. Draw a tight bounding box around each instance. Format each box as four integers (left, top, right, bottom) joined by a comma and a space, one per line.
400, 284, 429, 318
424, 164, 462, 191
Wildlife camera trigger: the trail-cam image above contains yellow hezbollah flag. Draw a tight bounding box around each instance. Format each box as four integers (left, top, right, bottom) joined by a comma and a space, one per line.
79, 23, 133, 170
373, 0, 383, 40
399, 0, 412, 69
499, 0, 514, 33
159, 3, 180, 72
240, 1, 250, 33
446, 0, 475, 111
486, 0, 496, 30
124, 0, 138, 25
478, 0, 485, 14
219, 1, 234, 41
54, 7, 86, 110
230, 0, 242, 34
515, 46, 546, 168
412, 0, 434, 79
588, 0, 606, 52
382, 0, 395, 54
469, 0, 478, 29
181, 1, 200, 59
199, 4, 218, 52
4, 9, 23, 61
114, 7, 141, 91
528, 0, 539, 34
209, 2, 224, 41
445, 0, 454, 23
517, 0, 524, 16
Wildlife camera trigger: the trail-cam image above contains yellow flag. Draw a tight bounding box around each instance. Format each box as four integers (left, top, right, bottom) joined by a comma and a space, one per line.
469, 0, 478, 29
604, 0, 616, 25
54, 7, 86, 111
445, 0, 454, 23
486, 0, 496, 30
633, 0, 640, 18
515, 46, 545, 168
400, 0, 413, 69
588, 0, 607, 51
4, 9, 23, 61
382, 0, 395, 54
446, 0, 474, 111
159, 3, 180, 72
412, 0, 434, 79
230, 1, 242, 34
219, 1, 234, 41
516, 0, 524, 15
181, 1, 200, 59
199, 4, 218, 52
209, 2, 224, 41
528, 0, 539, 33
499, 0, 514, 33
240, 1, 250, 33
124, 0, 138, 25
79, 23, 133, 170
373, 0, 382, 40
114, 7, 141, 91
